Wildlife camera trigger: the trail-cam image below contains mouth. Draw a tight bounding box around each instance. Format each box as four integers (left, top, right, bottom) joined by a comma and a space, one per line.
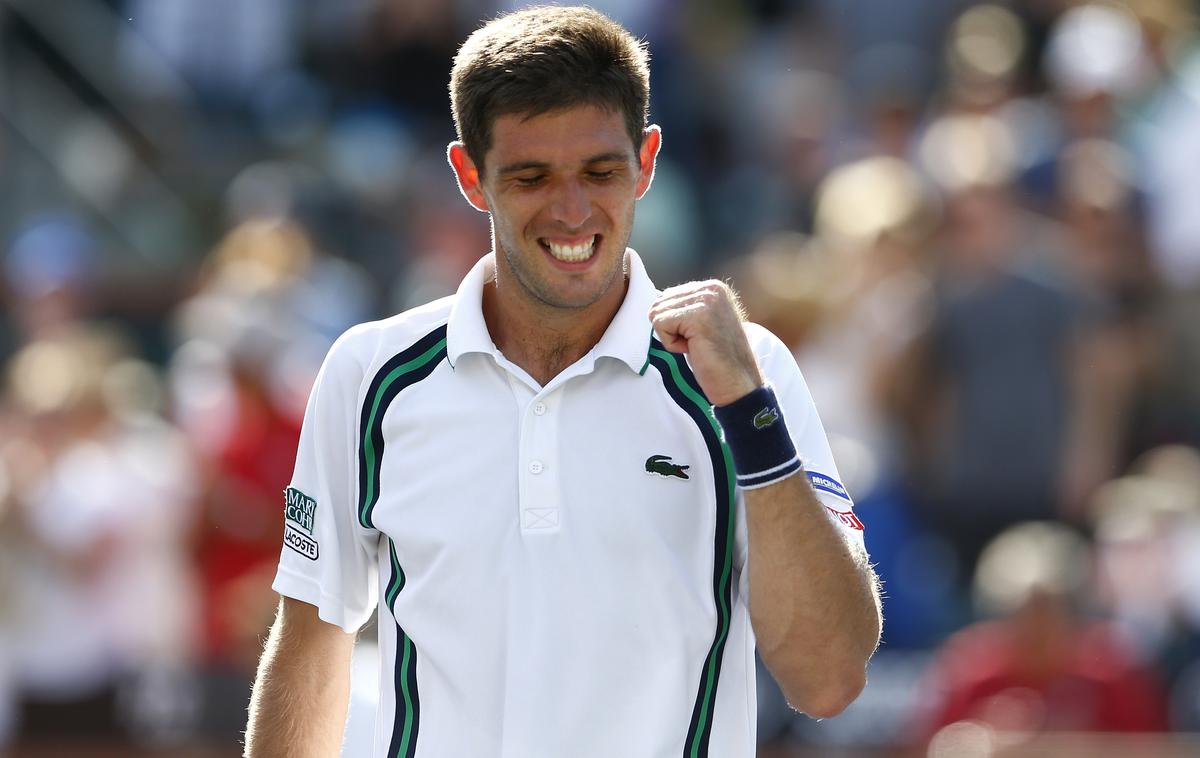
539, 234, 599, 264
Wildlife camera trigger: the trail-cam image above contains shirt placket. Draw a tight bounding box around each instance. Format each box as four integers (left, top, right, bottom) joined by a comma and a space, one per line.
505, 373, 563, 534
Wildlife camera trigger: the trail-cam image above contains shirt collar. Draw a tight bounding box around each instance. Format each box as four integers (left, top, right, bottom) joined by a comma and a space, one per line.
445, 249, 657, 374
593, 248, 657, 374
445, 254, 497, 368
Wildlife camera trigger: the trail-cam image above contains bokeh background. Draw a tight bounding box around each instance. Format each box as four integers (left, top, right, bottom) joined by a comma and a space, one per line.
1, 0, 1199, 756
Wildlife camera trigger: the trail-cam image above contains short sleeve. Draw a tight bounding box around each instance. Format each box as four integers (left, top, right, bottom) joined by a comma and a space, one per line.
744, 324, 866, 548
272, 333, 380, 633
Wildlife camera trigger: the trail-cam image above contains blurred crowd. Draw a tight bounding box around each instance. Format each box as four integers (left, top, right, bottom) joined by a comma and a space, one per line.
1, 1, 1199, 756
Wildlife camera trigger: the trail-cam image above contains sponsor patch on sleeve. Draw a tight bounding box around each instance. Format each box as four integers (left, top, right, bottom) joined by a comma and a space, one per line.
805, 471, 864, 530
283, 487, 320, 559
824, 506, 865, 531
806, 471, 851, 502
285, 487, 318, 533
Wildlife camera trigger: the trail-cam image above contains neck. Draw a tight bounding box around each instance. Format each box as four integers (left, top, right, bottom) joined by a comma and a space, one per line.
482, 260, 628, 386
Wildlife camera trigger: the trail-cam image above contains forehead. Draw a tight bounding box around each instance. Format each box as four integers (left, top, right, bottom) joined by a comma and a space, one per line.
486, 104, 636, 168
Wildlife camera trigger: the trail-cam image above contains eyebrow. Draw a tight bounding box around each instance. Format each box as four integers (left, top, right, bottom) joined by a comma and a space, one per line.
583, 152, 632, 165
496, 152, 633, 176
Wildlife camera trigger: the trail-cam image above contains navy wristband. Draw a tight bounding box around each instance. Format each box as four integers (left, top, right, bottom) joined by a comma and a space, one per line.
712, 385, 802, 489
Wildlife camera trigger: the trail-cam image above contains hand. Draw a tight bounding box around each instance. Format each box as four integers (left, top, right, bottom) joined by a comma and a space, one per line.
649, 280, 765, 406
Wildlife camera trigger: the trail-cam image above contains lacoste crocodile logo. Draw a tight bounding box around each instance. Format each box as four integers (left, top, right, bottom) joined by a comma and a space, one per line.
645, 454, 690, 480
753, 407, 779, 429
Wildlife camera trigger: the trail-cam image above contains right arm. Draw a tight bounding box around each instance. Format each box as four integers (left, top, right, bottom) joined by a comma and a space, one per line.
245, 596, 358, 758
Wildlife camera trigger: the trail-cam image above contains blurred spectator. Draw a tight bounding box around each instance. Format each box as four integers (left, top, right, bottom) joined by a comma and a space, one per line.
886, 113, 1117, 580
169, 215, 361, 743
799, 156, 966, 647
4, 213, 100, 344
1, 327, 198, 748
944, 4, 1028, 112
916, 521, 1169, 748
1128, 2, 1200, 448
742, 157, 953, 746
1043, 3, 1151, 136
938, 3, 1063, 178
1088, 453, 1200, 731
1055, 139, 1152, 310
800, 156, 939, 476
1053, 138, 1162, 498
1013, 3, 1152, 213
733, 155, 939, 502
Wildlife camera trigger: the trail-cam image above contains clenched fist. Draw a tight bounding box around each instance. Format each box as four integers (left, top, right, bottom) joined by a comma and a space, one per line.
649, 280, 765, 406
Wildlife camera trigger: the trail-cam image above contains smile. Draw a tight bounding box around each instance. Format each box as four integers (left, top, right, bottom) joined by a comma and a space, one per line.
540, 235, 598, 263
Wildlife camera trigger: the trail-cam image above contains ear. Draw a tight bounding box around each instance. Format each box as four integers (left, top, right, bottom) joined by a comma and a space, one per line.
447, 142, 489, 213
634, 125, 662, 200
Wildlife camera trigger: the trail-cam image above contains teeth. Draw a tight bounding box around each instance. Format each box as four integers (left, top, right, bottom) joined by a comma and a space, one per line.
545, 236, 596, 263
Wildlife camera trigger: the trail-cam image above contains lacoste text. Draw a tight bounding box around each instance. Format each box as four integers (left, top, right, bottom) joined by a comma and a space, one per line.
284, 524, 319, 560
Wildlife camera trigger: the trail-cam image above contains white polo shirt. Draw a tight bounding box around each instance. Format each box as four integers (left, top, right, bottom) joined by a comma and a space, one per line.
272, 249, 864, 758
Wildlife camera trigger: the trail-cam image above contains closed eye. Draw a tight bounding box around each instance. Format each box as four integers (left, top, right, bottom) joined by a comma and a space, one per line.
588, 170, 617, 182
514, 174, 546, 187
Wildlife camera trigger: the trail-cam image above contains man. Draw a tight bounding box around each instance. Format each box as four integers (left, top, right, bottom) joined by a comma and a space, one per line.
245, 7, 881, 757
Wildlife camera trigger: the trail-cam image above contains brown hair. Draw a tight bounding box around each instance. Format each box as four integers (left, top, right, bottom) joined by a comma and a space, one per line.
450, 5, 650, 172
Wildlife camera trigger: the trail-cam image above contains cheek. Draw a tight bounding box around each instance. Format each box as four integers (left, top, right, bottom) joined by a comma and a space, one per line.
597, 188, 633, 220
486, 197, 527, 237
498, 196, 539, 229
610, 196, 637, 228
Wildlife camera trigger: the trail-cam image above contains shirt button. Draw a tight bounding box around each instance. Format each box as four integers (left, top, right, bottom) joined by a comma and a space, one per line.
529, 460, 544, 474
533, 402, 547, 416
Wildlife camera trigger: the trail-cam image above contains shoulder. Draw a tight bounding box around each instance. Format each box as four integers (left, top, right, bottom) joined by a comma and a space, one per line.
321, 296, 455, 383
739, 321, 813, 398
741, 321, 793, 364
333, 296, 454, 360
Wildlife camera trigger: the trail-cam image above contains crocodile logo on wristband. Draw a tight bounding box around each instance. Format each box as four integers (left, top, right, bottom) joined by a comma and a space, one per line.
752, 406, 779, 429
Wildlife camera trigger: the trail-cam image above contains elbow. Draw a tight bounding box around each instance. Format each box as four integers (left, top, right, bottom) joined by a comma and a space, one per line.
760, 573, 882, 720
781, 665, 867, 720
765, 629, 876, 720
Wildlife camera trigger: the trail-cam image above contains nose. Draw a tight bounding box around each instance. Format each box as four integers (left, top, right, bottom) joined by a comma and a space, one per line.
549, 177, 591, 229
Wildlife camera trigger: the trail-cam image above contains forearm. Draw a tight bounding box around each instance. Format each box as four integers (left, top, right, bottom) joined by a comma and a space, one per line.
646, 284, 881, 713
745, 473, 881, 718
245, 598, 355, 758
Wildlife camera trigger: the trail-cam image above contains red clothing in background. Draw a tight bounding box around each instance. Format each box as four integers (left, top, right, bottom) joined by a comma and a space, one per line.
193, 383, 301, 664
919, 618, 1168, 738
